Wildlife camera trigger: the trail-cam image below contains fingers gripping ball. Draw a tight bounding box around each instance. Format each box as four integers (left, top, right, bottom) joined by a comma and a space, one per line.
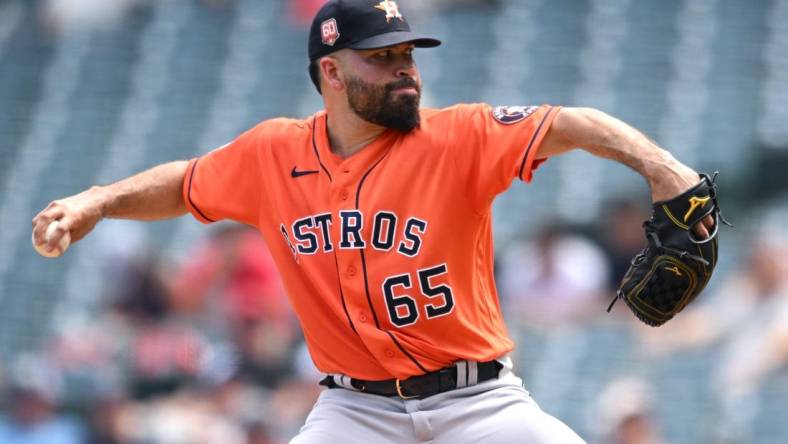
32, 221, 71, 258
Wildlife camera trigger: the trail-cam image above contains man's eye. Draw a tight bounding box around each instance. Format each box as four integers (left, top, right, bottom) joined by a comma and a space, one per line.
376, 51, 391, 58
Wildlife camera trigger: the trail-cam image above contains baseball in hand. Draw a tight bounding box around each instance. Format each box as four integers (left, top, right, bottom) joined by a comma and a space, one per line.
32, 221, 70, 258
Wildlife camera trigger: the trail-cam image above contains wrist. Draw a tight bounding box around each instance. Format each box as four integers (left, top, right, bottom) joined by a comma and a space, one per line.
645, 156, 701, 202
87, 185, 111, 219
642, 149, 677, 189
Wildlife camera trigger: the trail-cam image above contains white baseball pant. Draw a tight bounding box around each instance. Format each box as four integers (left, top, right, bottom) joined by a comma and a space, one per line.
290, 362, 586, 444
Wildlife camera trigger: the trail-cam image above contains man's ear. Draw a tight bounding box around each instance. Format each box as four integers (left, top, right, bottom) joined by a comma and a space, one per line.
320, 56, 344, 91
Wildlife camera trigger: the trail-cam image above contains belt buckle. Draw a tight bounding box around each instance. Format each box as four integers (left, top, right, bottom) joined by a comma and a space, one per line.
395, 379, 418, 400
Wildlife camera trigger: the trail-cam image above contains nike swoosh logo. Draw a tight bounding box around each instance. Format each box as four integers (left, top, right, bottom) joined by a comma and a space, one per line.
291, 167, 319, 178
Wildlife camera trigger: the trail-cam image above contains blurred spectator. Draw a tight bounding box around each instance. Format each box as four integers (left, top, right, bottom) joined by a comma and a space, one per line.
84, 397, 125, 444
107, 252, 209, 399
46, 319, 125, 407
170, 225, 289, 326
590, 377, 669, 444
170, 225, 296, 388
0, 388, 84, 444
114, 388, 247, 444
498, 220, 610, 327
48, 251, 211, 401
596, 198, 650, 291
245, 421, 274, 444
0, 354, 85, 444
263, 342, 323, 441
208, 377, 271, 440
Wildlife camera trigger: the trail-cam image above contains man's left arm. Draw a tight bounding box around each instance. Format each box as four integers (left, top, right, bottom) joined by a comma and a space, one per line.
538, 107, 714, 238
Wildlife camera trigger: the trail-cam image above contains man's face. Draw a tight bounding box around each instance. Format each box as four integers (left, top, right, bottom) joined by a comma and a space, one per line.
336, 44, 422, 132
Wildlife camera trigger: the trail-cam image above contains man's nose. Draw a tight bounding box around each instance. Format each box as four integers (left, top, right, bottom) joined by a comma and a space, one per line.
395, 59, 416, 78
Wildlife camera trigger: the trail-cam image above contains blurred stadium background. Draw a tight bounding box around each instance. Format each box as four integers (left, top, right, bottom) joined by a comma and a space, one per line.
0, 0, 787, 443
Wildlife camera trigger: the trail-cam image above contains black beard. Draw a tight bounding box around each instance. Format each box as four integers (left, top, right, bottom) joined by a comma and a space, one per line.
345, 76, 421, 132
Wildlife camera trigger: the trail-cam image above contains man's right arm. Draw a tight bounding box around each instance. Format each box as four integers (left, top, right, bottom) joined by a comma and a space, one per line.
32, 160, 189, 252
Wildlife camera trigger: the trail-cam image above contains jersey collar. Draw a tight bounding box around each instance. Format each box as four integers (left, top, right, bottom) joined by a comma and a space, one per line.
314, 111, 398, 177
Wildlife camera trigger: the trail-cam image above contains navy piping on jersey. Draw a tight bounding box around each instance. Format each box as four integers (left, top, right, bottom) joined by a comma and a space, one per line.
311, 116, 333, 181
333, 250, 359, 335
187, 158, 216, 223
518, 106, 555, 181
355, 150, 391, 331
356, 147, 429, 374
313, 114, 353, 334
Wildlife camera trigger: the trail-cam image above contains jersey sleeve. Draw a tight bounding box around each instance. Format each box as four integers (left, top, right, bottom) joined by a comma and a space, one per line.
447, 103, 560, 212
183, 125, 265, 226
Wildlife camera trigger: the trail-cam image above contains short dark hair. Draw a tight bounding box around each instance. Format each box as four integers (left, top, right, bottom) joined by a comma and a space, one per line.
308, 60, 321, 94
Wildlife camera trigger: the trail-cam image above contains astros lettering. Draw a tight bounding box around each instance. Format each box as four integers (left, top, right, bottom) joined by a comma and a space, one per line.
282, 211, 427, 257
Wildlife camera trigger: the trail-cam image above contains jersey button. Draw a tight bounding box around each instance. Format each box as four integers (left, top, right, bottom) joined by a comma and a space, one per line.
347, 265, 356, 276
384, 348, 395, 358
359, 312, 367, 323
340, 190, 350, 201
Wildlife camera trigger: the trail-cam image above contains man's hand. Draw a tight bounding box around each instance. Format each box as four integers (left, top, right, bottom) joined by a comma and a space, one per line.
32, 161, 190, 253
647, 159, 716, 240
32, 187, 107, 252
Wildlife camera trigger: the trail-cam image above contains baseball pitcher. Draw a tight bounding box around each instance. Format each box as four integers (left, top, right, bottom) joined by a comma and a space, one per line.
33, 1, 725, 442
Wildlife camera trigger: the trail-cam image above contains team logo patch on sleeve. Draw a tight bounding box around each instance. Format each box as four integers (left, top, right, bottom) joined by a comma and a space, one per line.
492, 105, 538, 124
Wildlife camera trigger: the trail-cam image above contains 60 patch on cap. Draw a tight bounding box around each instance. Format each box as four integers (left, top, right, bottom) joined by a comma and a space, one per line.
321, 18, 340, 46
492, 105, 538, 124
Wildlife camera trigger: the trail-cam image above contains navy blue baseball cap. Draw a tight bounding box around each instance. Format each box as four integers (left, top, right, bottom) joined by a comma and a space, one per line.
308, 0, 441, 62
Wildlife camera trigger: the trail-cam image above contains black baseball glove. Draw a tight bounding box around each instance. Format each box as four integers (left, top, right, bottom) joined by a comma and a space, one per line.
608, 172, 731, 326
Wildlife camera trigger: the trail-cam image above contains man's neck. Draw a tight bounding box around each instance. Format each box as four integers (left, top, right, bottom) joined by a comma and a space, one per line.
325, 111, 387, 159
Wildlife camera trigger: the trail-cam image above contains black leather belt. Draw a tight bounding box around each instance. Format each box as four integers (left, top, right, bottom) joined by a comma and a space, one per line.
320, 360, 503, 400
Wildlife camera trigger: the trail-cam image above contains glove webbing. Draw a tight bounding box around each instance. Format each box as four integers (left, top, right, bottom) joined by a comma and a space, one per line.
685, 172, 733, 244
606, 229, 708, 312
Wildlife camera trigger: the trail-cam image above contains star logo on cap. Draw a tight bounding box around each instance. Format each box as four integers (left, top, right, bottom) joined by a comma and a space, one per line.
374, 0, 404, 22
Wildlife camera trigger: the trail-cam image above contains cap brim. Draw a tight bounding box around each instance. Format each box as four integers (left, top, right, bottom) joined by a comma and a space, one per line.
348, 31, 441, 50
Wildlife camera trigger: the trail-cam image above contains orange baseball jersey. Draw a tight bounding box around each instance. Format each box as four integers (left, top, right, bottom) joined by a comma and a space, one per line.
183, 103, 561, 380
